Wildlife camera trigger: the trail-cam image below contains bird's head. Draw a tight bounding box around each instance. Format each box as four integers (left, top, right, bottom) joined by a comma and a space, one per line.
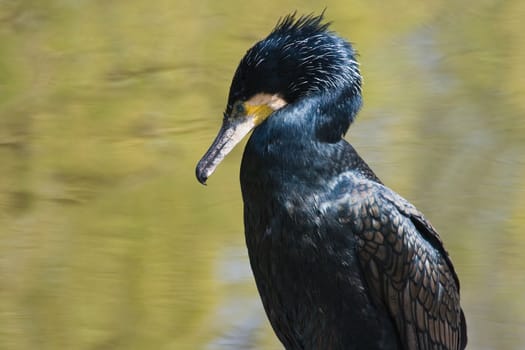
196, 13, 362, 184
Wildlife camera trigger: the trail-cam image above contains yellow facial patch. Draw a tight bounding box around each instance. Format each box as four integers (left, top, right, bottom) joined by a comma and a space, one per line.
243, 93, 288, 126
245, 104, 274, 125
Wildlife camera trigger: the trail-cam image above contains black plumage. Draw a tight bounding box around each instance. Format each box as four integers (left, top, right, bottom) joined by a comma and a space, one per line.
196, 13, 467, 350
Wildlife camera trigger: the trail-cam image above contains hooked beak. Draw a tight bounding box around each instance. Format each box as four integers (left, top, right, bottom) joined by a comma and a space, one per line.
195, 116, 257, 185
195, 94, 287, 185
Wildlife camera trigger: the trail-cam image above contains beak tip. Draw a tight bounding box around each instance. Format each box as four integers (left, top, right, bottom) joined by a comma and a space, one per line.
195, 166, 208, 185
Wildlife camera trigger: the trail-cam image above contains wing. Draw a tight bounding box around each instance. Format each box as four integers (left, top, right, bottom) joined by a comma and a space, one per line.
338, 179, 467, 350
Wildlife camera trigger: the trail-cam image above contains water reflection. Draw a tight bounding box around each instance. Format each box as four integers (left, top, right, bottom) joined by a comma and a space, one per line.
0, 1, 524, 349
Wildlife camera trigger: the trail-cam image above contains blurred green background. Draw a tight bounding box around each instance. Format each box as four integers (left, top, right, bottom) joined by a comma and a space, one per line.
1, 1, 524, 349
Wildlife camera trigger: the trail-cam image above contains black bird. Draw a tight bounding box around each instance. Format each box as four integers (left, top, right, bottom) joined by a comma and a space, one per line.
196, 13, 467, 350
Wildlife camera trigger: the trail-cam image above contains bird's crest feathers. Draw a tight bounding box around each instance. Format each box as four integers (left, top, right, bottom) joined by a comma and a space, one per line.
271, 12, 331, 38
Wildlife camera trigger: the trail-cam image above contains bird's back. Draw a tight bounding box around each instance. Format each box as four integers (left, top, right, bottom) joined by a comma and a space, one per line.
240, 130, 466, 350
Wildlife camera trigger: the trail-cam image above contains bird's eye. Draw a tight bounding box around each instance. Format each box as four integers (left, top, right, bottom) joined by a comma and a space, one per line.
234, 102, 245, 116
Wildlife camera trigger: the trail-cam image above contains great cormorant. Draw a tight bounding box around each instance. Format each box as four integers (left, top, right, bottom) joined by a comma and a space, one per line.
196, 13, 467, 350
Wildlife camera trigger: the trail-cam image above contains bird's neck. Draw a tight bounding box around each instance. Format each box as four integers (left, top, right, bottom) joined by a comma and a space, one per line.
240, 87, 376, 203
314, 84, 362, 142
241, 103, 353, 191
